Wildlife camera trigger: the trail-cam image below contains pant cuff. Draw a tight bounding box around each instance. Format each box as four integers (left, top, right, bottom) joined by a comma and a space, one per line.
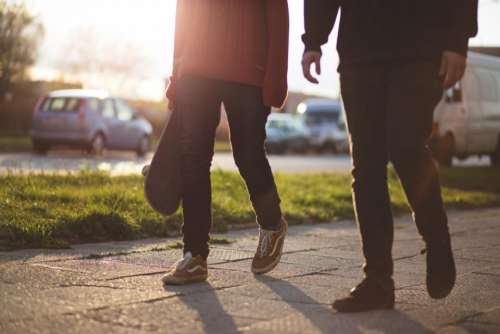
252, 188, 282, 230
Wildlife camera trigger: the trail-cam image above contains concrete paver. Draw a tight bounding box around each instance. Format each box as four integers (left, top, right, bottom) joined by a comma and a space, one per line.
1, 208, 500, 333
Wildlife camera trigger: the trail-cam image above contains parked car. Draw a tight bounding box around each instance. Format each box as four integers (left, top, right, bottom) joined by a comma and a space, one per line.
31, 89, 153, 156
265, 113, 310, 154
297, 98, 349, 153
431, 51, 500, 166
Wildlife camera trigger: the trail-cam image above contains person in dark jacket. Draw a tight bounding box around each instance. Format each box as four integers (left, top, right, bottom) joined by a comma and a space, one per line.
302, 0, 478, 312
162, 0, 289, 286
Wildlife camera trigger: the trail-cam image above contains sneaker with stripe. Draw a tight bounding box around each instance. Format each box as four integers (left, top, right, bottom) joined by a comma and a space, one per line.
162, 252, 208, 285
251, 218, 288, 274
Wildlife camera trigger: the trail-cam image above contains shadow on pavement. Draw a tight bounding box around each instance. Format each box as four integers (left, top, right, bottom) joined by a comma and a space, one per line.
163, 282, 239, 333
256, 276, 433, 334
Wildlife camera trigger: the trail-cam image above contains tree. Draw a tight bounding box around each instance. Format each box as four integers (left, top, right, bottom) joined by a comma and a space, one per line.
0, 0, 44, 100
55, 26, 150, 99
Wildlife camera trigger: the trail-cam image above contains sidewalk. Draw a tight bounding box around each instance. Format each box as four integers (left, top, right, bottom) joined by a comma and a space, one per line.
1, 208, 500, 334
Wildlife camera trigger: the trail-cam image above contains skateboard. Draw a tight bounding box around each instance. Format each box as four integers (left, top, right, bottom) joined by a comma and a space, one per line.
143, 112, 182, 215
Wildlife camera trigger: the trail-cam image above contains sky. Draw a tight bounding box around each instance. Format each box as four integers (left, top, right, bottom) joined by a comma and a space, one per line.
22, 0, 500, 101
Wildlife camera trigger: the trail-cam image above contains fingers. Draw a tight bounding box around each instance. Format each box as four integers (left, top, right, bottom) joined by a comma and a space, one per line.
302, 59, 319, 84
441, 51, 467, 89
442, 62, 465, 89
315, 58, 321, 76
302, 52, 321, 84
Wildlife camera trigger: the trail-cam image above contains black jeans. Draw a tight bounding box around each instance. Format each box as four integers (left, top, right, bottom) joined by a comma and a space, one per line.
340, 61, 449, 288
175, 75, 282, 259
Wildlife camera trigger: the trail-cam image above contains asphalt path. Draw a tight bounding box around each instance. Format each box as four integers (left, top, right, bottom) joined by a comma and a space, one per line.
0, 151, 491, 176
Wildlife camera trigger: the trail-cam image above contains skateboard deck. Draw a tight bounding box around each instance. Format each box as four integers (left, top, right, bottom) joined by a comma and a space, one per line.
143, 112, 182, 215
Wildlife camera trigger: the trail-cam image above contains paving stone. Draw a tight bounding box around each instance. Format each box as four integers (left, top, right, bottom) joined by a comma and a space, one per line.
453, 242, 500, 263
394, 255, 494, 276
0, 238, 175, 264
109, 268, 266, 295
0, 278, 179, 323
29, 259, 166, 281
1, 208, 500, 333
243, 308, 434, 334
473, 264, 500, 276
80, 293, 257, 334
0, 314, 142, 334
279, 253, 359, 271
0, 262, 91, 289
208, 259, 320, 279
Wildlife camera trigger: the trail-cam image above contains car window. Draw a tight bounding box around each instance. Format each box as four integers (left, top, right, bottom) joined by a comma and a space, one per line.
306, 111, 339, 125
115, 99, 134, 122
66, 98, 81, 112
40, 97, 81, 112
101, 99, 115, 118
87, 98, 100, 112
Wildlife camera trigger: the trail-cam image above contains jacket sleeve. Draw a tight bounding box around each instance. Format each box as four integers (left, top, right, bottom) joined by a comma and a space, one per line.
446, 0, 478, 56
165, 1, 184, 101
263, 0, 289, 108
302, 0, 340, 53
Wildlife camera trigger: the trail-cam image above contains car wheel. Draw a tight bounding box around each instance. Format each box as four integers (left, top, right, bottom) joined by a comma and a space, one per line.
490, 137, 500, 166
136, 136, 151, 157
89, 133, 105, 156
32, 141, 49, 155
435, 133, 455, 167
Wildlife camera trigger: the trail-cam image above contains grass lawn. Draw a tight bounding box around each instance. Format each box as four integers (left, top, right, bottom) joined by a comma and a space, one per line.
0, 135, 32, 153
1, 135, 230, 154
214, 141, 232, 153
1, 167, 499, 250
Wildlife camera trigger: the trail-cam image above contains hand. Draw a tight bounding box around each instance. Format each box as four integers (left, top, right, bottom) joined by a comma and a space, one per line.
302, 51, 322, 84
440, 51, 466, 89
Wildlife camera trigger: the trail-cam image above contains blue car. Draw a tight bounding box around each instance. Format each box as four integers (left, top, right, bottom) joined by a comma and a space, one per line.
31, 89, 153, 156
265, 113, 310, 154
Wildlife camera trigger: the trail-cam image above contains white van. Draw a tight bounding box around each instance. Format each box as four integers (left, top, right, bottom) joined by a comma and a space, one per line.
432, 51, 500, 166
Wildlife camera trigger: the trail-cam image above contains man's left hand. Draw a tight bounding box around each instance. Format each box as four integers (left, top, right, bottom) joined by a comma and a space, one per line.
440, 51, 467, 89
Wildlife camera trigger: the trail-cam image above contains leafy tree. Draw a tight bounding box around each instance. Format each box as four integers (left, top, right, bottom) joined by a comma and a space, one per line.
0, 0, 44, 100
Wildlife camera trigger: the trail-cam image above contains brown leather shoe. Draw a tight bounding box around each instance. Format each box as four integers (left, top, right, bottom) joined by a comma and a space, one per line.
251, 218, 288, 274
162, 252, 208, 285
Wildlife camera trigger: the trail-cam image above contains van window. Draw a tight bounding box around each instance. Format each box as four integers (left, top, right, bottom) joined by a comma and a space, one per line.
464, 69, 480, 101
478, 71, 498, 102
41, 97, 82, 112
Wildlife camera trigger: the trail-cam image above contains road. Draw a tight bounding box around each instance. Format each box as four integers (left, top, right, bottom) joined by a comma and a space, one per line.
0, 151, 491, 175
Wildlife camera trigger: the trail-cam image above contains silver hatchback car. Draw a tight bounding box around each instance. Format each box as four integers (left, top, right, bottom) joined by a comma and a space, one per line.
31, 89, 153, 156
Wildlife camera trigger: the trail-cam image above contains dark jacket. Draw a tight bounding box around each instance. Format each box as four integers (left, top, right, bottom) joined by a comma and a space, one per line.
302, 0, 478, 69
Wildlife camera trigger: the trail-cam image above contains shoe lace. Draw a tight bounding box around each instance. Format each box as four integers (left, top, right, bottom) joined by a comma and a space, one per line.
258, 229, 274, 257
175, 252, 193, 270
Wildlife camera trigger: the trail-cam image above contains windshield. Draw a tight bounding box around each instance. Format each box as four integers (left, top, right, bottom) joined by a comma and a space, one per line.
305, 110, 340, 126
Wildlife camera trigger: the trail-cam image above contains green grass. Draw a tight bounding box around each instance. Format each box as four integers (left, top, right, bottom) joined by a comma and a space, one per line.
0, 135, 230, 154
214, 141, 232, 153
0, 135, 32, 153
0, 167, 499, 250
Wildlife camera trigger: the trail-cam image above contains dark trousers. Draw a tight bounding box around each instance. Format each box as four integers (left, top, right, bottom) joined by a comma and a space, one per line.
340, 61, 449, 287
175, 75, 282, 259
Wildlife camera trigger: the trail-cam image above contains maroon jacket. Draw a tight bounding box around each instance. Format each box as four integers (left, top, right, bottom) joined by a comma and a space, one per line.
166, 0, 289, 108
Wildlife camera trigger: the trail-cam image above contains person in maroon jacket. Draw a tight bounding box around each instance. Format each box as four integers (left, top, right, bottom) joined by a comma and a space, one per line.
302, 0, 478, 312
162, 0, 289, 285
